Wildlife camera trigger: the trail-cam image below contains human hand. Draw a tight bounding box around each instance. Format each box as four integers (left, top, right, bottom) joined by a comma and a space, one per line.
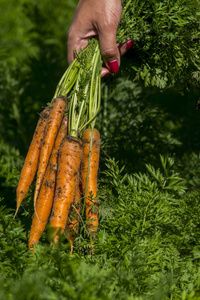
67, 0, 134, 77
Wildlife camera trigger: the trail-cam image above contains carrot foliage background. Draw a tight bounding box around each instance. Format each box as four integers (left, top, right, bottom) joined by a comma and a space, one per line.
1, 0, 200, 299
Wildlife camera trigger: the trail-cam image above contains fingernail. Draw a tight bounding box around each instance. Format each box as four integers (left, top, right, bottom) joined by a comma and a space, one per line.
107, 60, 119, 73
125, 40, 135, 50
101, 70, 110, 78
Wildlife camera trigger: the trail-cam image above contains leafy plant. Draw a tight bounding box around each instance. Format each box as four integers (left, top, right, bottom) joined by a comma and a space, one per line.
1, 1, 200, 299
119, 0, 200, 88
97, 78, 182, 173
96, 156, 200, 298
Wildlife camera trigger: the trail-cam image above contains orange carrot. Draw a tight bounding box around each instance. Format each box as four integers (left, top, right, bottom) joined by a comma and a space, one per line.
14, 108, 49, 218
81, 128, 100, 238
28, 116, 68, 250
33, 96, 67, 206
65, 180, 82, 254
50, 135, 83, 243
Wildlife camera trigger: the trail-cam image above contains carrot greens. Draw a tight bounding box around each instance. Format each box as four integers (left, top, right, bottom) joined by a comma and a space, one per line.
118, 0, 200, 88
54, 38, 102, 138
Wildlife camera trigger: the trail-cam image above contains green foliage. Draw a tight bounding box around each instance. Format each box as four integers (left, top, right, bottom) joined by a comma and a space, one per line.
0, 202, 28, 279
118, 0, 200, 88
98, 78, 183, 173
179, 152, 200, 189
0, 141, 23, 210
0, 0, 78, 66
1, 1, 200, 299
0, 141, 22, 183
0, 0, 78, 154
96, 156, 200, 298
1, 156, 200, 299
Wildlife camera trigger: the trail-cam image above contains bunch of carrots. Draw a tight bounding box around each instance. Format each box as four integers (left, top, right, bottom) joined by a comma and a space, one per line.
15, 39, 102, 253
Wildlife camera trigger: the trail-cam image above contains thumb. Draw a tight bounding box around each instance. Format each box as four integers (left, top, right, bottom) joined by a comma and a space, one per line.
98, 29, 120, 73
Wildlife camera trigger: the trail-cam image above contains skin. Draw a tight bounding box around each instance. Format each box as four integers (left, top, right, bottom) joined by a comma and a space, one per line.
28, 116, 68, 250
67, 0, 131, 77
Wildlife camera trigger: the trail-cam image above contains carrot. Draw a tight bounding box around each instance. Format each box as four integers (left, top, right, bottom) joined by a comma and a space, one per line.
33, 96, 67, 207
50, 135, 83, 243
14, 107, 49, 218
65, 180, 82, 254
81, 128, 100, 238
28, 116, 68, 250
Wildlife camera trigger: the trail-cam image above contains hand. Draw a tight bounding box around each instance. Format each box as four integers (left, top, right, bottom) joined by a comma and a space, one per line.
67, 0, 134, 77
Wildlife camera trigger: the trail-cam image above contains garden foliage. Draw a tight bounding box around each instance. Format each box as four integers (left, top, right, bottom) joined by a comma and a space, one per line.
119, 0, 200, 88
1, 0, 200, 299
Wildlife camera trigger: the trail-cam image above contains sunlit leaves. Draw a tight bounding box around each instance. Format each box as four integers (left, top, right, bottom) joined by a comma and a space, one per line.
118, 0, 200, 88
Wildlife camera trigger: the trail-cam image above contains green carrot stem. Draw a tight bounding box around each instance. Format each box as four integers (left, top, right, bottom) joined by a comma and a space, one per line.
53, 59, 79, 99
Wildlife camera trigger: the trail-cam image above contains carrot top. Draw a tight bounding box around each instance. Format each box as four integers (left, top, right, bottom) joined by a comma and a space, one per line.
53, 39, 102, 139
68, 39, 102, 138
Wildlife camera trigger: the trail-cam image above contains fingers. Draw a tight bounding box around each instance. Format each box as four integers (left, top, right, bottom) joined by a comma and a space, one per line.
118, 40, 135, 56
67, 0, 134, 77
67, 29, 89, 65
101, 40, 135, 77
101, 66, 111, 78
67, 0, 122, 68
98, 29, 120, 73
